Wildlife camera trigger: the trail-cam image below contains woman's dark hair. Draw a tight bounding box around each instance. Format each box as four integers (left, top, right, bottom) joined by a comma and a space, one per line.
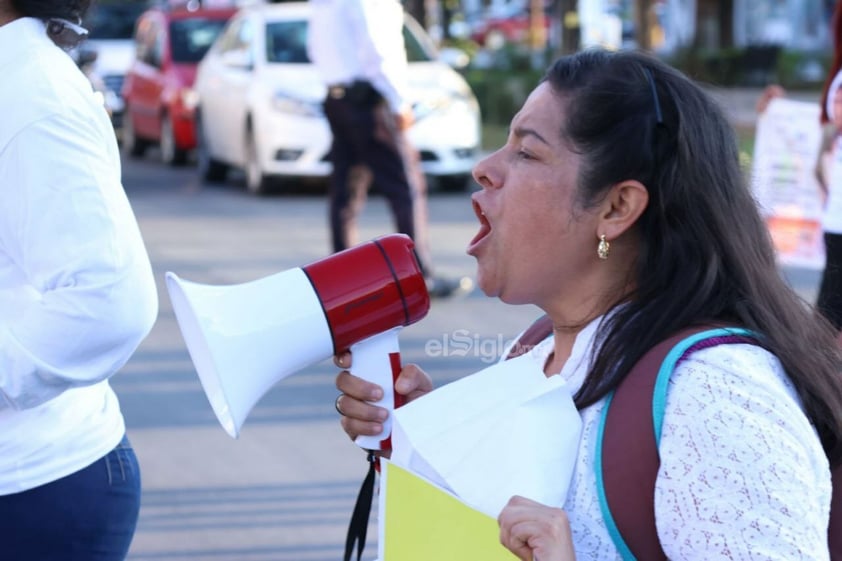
10, 0, 92, 48
544, 48, 842, 465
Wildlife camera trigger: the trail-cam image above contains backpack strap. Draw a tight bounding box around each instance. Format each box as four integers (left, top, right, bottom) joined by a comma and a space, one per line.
595, 327, 756, 560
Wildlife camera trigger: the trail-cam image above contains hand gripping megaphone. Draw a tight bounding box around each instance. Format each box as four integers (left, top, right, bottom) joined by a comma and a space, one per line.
164, 234, 429, 451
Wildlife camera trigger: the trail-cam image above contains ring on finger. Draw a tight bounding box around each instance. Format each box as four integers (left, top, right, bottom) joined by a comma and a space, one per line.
335, 394, 344, 416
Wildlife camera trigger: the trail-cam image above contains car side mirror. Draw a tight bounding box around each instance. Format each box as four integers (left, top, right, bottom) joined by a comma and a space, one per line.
221, 49, 253, 70
438, 47, 469, 70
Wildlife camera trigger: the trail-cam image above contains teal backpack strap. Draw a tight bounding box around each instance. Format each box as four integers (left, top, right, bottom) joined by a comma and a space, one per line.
595, 327, 756, 560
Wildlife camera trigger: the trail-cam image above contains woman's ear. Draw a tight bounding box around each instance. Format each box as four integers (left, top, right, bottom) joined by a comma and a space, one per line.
599, 180, 649, 239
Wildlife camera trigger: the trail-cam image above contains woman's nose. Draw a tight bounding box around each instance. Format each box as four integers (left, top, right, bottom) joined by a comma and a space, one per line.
472, 151, 500, 190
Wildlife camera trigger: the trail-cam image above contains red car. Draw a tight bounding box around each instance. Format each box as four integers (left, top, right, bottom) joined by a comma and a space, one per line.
122, 3, 237, 165
470, 3, 551, 48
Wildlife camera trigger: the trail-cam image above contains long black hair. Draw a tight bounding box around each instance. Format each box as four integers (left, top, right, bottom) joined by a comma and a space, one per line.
544, 48, 842, 465
10, 0, 92, 47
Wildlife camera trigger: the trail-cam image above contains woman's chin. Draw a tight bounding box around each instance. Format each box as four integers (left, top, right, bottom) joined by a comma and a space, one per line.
473, 271, 498, 298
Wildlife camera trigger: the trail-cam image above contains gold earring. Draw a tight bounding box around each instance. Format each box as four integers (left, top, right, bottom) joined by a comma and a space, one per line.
597, 234, 610, 260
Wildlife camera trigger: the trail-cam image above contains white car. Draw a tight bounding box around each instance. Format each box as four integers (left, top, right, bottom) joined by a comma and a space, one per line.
193, 1, 481, 194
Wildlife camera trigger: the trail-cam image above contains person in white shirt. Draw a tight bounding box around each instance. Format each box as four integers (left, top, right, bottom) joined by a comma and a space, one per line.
307, 0, 461, 298
0, 1, 158, 559
333, 49, 842, 559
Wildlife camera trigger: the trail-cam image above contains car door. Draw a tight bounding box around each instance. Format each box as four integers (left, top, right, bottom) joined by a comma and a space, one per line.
130, 13, 167, 139
197, 15, 255, 167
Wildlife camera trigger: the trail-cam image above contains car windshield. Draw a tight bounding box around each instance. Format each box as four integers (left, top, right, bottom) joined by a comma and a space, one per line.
84, 1, 150, 40
264, 18, 432, 64
170, 18, 230, 63
266, 21, 309, 63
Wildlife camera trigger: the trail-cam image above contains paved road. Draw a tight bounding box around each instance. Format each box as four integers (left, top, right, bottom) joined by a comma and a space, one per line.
116, 103, 822, 559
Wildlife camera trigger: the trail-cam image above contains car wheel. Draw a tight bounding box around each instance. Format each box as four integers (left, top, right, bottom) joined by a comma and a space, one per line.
122, 108, 149, 158
436, 174, 475, 192
195, 110, 228, 183
244, 126, 270, 195
160, 113, 187, 166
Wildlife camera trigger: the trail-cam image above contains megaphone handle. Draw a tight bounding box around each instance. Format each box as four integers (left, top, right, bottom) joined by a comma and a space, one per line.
349, 328, 402, 451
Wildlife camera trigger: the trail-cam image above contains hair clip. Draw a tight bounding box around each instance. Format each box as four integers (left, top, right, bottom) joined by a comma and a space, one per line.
643, 68, 663, 125
46, 18, 89, 48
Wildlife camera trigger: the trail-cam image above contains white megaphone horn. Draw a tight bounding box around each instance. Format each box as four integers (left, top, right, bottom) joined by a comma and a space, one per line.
165, 234, 430, 450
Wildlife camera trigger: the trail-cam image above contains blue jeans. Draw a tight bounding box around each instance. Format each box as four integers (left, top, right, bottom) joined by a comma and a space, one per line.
0, 434, 141, 561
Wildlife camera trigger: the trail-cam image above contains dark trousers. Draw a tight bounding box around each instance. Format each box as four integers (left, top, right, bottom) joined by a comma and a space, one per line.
0, 434, 141, 561
818, 231, 842, 330
323, 95, 420, 271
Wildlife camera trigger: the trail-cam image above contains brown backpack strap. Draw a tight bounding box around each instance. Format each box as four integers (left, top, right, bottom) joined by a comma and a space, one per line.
598, 327, 757, 560
506, 314, 553, 360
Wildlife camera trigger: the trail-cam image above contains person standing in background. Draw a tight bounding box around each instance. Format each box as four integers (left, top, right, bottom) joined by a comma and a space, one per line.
307, 0, 463, 298
756, 0, 842, 330
0, 1, 159, 559
815, 0, 842, 330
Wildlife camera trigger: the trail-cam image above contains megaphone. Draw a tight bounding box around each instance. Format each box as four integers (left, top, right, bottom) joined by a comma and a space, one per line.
165, 234, 429, 450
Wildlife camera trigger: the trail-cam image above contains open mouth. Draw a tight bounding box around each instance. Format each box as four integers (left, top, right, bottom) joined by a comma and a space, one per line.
467, 199, 491, 252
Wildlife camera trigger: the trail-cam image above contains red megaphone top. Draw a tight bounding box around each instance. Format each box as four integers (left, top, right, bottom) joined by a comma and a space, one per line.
302, 234, 430, 353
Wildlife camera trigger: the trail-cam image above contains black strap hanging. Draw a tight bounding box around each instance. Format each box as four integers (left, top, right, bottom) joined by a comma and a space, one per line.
343, 451, 378, 561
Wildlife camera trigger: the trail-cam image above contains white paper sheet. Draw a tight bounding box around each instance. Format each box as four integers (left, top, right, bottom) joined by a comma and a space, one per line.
390, 352, 582, 517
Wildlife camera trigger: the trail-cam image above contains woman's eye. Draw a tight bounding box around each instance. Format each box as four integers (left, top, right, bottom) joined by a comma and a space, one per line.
517, 150, 534, 160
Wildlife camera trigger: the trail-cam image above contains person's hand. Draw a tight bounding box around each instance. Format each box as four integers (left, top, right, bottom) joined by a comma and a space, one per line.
756, 84, 786, 114
333, 351, 433, 445
395, 107, 414, 131
498, 496, 576, 561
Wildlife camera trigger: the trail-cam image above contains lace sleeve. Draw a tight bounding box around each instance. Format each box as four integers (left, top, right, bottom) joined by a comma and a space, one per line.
656, 344, 832, 560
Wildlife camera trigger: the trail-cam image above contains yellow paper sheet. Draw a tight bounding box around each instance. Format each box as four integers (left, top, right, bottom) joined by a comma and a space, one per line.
379, 460, 518, 561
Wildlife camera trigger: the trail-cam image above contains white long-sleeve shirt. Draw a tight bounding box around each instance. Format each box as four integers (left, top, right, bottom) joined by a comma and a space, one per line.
0, 18, 158, 494
518, 318, 832, 559
307, 0, 410, 114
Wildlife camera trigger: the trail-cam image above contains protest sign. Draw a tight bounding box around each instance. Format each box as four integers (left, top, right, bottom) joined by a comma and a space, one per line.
751, 97, 825, 269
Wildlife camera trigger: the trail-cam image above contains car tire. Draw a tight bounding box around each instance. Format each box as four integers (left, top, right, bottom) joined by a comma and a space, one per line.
122, 108, 150, 158
195, 110, 228, 183
244, 126, 270, 195
160, 113, 187, 166
436, 174, 475, 192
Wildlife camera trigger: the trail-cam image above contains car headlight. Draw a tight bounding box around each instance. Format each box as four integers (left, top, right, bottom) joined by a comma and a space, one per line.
413, 90, 477, 122
413, 96, 451, 121
271, 91, 322, 117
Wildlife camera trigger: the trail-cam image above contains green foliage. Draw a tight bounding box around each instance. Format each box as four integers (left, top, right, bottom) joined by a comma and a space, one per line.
667, 45, 830, 90
775, 50, 831, 90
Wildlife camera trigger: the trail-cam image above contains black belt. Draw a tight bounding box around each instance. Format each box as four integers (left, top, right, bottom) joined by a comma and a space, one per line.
326, 80, 381, 105
328, 84, 350, 99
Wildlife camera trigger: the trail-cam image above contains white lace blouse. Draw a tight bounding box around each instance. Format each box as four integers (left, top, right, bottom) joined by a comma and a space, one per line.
524, 317, 832, 560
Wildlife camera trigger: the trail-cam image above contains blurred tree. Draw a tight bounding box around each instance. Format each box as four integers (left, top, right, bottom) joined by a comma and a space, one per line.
558, 0, 579, 54
404, 0, 428, 31
634, 0, 653, 50
694, 0, 734, 49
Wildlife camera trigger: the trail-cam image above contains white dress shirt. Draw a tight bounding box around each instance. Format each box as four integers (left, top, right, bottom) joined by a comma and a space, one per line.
515, 317, 831, 559
307, 0, 410, 114
0, 18, 158, 494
